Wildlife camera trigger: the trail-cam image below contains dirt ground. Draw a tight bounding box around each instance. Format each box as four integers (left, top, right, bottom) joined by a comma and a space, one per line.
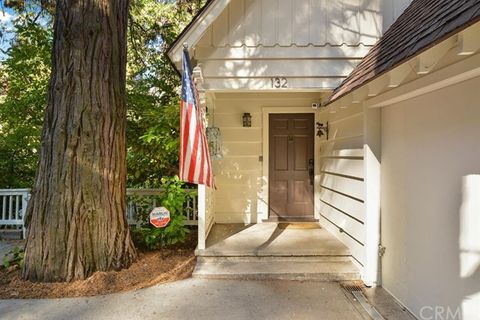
0, 234, 197, 299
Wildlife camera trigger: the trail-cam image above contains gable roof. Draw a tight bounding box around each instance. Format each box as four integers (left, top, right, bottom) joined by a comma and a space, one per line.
167, 0, 228, 66
326, 0, 480, 105
168, 0, 215, 54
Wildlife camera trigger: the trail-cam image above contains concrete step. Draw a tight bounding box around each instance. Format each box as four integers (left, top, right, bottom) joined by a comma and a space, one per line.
195, 247, 351, 257
193, 256, 361, 281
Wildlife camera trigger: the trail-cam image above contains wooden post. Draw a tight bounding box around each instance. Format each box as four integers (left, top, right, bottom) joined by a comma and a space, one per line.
197, 184, 206, 250
21, 191, 29, 240
363, 106, 382, 286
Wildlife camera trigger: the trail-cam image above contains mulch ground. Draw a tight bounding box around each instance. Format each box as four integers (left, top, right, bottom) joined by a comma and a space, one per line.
0, 233, 197, 299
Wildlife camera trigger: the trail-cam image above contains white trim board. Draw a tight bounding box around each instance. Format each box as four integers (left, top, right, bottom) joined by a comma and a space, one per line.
366, 52, 480, 108
168, 0, 231, 65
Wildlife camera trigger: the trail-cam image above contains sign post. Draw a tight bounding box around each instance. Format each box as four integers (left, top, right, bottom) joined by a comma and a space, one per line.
149, 207, 170, 258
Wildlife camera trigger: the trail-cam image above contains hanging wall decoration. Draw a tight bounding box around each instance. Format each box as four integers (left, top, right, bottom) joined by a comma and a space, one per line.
316, 122, 329, 140
206, 107, 223, 160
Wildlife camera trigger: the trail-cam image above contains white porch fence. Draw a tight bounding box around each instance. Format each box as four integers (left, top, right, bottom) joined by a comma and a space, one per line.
0, 188, 198, 239
0, 189, 30, 239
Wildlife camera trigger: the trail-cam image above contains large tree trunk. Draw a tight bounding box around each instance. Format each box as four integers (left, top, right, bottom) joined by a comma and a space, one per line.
22, 0, 136, 282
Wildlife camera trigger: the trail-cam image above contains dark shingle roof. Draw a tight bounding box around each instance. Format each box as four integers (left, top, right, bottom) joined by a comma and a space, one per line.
327, 0, 480, 105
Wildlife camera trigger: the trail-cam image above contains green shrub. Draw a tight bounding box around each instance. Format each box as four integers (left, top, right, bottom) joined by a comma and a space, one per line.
2, 246, 25, 269
131, 176, 194, 250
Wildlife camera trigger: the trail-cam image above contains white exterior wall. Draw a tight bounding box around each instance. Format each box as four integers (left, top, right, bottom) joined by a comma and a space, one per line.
192, 0, 412, 91
176, 0, 413, 278
381, 76, 480, 319
317, 103, 366, 269
209, 91, 324, 223
209, 91, 370, 274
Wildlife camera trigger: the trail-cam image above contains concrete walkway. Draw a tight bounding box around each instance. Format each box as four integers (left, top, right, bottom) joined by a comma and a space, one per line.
199, 223, 350, 256
0, 279, 415, 320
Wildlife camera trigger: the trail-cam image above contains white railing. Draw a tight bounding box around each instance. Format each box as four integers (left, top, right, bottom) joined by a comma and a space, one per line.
0, 189, 30, 239
0, 188, 198, 239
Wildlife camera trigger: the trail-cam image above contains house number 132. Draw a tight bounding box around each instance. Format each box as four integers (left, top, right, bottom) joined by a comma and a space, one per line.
271, 77, 288, 88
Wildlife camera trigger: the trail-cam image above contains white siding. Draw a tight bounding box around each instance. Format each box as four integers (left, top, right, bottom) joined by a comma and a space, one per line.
169, 0, 414, 89
193, 0, 401, 90
209, 92, 324, 223
316, 104, 366, 267
381, 76, 480, 319
200, 0, 387, 48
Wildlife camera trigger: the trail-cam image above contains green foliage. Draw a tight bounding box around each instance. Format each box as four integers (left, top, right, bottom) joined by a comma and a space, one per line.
0, 0, 206, 188
131, 176, 194, 250
2, 246, 25, 269
126, 0, 205, 187
0, 9, 52, 187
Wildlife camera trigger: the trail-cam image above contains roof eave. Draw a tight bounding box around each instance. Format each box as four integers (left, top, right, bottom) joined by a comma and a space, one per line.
325, 3, 480, 107
167, 0, 232, 72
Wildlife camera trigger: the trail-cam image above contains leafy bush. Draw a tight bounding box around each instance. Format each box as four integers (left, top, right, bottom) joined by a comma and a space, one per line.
2, 246, 25, 269
131, 176, 194, 250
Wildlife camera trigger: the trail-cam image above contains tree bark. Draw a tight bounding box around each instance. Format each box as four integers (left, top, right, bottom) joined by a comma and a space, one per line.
22, 0, 136, 282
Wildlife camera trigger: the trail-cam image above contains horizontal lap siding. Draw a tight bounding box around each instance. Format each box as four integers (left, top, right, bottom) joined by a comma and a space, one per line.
201, 59, 360, 78
215, 156, 260, 171
317, 105, 365, 266
320, 201, 365, 243
328, 113, 364, 140
215, 172, 262, 186
319, 188, 364, 222
321, 158, 364, 179
320, 174, 364, 201
212, 111, 262, 222
319, 136, 364, 158
319, 214, 365, 267
212, 92, 323, 223
222, 142, 262, 156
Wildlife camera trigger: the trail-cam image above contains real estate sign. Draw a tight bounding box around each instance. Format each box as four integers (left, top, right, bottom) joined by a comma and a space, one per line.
149, 207, 170, 228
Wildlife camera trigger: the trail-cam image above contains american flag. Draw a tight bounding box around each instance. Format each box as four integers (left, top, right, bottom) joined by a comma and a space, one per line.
179, 48, 214, 188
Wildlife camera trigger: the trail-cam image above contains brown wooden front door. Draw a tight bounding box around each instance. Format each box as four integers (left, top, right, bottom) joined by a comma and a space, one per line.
269, 113, 314, 219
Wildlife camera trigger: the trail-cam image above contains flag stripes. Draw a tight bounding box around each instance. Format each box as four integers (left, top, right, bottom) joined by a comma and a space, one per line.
179, 48, 214, 188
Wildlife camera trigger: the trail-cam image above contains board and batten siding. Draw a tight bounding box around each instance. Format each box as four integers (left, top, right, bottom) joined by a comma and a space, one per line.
209, 92, 324, 223
316, 103, 366, 267
192, 0, 412, 91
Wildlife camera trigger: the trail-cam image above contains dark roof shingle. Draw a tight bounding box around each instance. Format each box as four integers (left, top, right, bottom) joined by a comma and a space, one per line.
327, 0, 480, 105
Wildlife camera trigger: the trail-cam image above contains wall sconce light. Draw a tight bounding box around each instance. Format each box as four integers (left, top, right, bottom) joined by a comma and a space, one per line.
316, 121, 329, 140
242, 113, 252, 127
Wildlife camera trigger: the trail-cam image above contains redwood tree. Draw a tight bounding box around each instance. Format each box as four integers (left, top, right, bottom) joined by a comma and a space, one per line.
23, 0, 137, 282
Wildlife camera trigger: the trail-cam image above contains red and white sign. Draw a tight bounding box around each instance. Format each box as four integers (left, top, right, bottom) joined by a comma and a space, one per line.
149, 207, 170, 228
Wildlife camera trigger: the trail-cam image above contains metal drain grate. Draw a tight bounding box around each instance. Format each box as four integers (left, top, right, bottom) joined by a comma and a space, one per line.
341, 281, 365, 293
352, 291, 385, 320
341, 282, 385, 320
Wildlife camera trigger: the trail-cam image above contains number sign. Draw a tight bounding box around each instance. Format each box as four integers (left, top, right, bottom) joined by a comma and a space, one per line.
271, 77, 288, 88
